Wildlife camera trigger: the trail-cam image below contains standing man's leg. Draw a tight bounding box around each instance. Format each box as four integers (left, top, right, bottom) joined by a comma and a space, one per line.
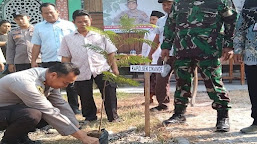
94, 74, 119, 122
198, 58, 230, 132
241, 65, 257, 133
0, 104, 42, 143
151, 57, 174, 112
15, 64, 31, 72
66, 83, 80, 114
163, 58, 194, 125
75, 78, 97, 121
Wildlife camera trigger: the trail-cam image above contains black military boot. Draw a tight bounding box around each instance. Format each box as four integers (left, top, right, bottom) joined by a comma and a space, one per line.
162, 105, 186, 126
216, 110, 230, 132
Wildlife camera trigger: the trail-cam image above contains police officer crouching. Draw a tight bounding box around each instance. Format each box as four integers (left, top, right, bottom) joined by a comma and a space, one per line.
0, 63, 99, 144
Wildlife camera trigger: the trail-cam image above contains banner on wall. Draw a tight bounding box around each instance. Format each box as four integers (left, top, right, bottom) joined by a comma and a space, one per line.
103, 0, 246, 33
103, 0, 164, 33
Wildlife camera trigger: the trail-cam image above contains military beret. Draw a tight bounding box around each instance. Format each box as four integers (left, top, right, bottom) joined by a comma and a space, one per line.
128, 0, 137, 3
12, 10, 28, 18
151, 11, 165, 18
158, 0, 174, 3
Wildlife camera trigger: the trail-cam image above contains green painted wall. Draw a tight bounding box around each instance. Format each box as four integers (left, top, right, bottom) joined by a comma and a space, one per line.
41, 0, 56, 3
0, 0, 2, 4
68, 0, 82, 21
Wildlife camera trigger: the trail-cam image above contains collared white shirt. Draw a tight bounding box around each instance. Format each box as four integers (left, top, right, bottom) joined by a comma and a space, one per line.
59, 30, 117, 81
31, 19, 76, 62
155, 14, 174, 56
141, 28, 161, 64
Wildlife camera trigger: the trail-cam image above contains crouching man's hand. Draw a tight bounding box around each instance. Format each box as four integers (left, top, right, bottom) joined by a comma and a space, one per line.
72, 130, 99, 144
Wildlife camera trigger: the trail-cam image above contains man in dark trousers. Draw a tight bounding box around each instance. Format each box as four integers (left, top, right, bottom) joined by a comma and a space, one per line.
234, 0, 257, 134
59, 10, 120, 122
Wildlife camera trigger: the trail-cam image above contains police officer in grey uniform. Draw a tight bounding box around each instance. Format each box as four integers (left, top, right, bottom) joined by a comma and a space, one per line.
0, 63, 99, 144
7, 11, 41, 72
113, 0, 149, 24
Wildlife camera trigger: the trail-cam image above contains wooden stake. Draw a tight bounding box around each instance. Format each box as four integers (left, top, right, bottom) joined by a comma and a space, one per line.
144, 63, 150, 137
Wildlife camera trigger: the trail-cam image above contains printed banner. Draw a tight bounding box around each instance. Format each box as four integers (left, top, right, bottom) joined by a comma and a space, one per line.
103, 0, 245, 33
103, 0, 164, 33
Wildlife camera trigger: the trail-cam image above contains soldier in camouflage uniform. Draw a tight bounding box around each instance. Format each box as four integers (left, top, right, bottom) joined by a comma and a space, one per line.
113, 0, 149, 24
161, 0, 237, 132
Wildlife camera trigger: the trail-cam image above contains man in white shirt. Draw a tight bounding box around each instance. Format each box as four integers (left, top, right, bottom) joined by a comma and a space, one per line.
147, 0, 174, 112
141, 10, 164, 103
59, 10, 120, 122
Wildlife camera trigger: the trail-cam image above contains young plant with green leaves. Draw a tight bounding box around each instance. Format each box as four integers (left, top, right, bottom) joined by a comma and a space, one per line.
84, 16, 156, 86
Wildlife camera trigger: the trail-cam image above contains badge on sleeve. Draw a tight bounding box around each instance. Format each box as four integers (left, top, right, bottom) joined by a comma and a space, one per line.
37, 85, 44, 94
253, 23, 257, 32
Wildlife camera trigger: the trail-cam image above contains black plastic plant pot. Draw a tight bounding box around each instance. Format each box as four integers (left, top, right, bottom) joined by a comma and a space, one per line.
99, 129, 109, 144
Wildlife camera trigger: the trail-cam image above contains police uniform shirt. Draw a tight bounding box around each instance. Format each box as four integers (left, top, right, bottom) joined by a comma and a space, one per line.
0, 67, 79, 135
0, 33, 8, 58
6, 25, 41, 64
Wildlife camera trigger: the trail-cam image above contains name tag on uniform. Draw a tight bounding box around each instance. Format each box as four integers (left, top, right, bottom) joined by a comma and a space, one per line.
253, 23, 257, 32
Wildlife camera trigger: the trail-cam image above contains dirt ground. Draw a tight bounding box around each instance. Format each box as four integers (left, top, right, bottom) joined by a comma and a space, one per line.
1, 90, 257, 144
154, 90, 257, 144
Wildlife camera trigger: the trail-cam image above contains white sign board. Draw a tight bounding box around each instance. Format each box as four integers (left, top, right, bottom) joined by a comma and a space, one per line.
130, 65, 164, 73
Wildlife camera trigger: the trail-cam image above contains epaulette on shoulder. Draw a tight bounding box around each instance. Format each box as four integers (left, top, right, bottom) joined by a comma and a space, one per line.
11, 27, 21, 33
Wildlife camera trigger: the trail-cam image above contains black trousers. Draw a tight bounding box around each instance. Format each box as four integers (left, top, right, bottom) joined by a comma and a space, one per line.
41, 61, 60, 68
0, 104, 43, 143
15, 64, 31, 72
75, 74, 119, 121
245, 65, 257, 125
66, 83, 79, 111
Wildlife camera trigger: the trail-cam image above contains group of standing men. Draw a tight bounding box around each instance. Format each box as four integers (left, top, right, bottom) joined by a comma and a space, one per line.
0, 0, 256, 143
0, 2, 121, 144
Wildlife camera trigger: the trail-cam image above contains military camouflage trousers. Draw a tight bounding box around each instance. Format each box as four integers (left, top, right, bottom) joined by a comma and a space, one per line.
174, 58, 231, 110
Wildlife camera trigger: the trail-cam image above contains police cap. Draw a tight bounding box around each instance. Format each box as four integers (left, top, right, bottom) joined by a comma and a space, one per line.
12, 10, 29, 18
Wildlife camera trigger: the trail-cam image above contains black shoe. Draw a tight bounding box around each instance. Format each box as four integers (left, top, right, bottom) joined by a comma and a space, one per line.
150, 105, 168, 112
18, 135, 41, 144
79, 117, 97, 129
1, 136, 41, 144
215, 110, 230, 132
109, 118, 123, 123
73, 109, 81, 115
0, 139, 16, 144
162, 113, 186, 126
85, 117, 97, 122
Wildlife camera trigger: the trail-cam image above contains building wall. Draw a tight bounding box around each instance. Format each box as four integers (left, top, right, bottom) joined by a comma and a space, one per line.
0, 0, 82, 29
